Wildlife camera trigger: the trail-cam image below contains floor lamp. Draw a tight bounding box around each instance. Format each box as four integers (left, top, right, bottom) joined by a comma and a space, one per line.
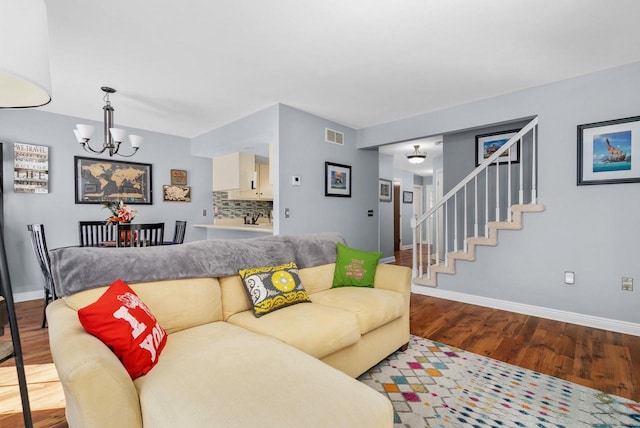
0, 227, 33, 427
1, 1, 53, 426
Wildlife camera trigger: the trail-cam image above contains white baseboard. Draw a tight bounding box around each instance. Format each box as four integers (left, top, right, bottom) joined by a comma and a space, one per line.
401, 244, 413, 251
380, 256, 396, 264
13, 290, 44, 303
412, 283, 640, 337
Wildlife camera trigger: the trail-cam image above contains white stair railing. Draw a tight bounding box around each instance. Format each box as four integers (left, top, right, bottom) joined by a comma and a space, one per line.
411, 117, 539, 283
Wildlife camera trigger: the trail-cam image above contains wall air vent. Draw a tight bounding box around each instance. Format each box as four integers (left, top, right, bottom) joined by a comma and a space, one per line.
325, 128, 344, 145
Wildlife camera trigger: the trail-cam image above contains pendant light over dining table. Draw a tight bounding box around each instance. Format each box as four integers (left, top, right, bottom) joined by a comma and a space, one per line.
73, 86, 144, 157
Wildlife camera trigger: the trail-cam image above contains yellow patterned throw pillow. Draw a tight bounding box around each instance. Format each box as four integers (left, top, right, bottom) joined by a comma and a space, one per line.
239, 261, 311, 317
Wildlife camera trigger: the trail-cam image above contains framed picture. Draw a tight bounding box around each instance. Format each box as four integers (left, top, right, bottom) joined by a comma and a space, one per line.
74, 156, 153, 204
475, 129, 520, 166
163, 185, 191, 202
577, 115, 640, 185
171, 169, 187, 185
403, 191, 413, 204
14, 143, 49, 193
379, 179, 392, 202
325, 162, 351, 197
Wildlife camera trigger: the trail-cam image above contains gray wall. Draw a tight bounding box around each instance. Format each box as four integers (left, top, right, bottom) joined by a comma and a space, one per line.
0, 109, 211, 296
278, 105, 379, 251
378, 153, 394, 258
357, 60, 640, 324
192, 103, 381, 252
190, 105, 278, 159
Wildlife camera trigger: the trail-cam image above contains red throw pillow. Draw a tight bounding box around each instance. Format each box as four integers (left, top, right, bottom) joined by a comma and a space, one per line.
78, 279, 167, 379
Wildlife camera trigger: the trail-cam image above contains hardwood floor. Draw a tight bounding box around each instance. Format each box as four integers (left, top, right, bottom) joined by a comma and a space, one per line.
0, 250, 638, 426
0, 299, 67, 427
394, 248, 640, 402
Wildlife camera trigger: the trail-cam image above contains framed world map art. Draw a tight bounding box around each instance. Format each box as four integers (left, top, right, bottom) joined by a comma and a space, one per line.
74, 156, 153, 204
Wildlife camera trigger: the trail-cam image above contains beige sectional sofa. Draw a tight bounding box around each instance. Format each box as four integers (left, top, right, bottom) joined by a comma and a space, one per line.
47, 234, 411, 427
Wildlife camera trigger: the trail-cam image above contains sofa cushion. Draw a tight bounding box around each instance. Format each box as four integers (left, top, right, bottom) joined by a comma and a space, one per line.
332, 242, 382, 288
298, 263, 336, 295
134, 322, 393, 428
65, 277, 223, 335
312, 287, 405, 334
227, 303, 360, 359
238, 261, 311, 317
219, 275, 252, 320
78, 279, 167, 379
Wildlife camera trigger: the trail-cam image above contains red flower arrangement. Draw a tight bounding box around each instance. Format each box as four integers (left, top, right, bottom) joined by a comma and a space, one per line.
104, 201, 138, 224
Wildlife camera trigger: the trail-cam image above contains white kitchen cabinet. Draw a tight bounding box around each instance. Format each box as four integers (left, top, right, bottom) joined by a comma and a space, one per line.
258, 162, 273, 199
228, 162, 273, 200
212, 152, 255, 191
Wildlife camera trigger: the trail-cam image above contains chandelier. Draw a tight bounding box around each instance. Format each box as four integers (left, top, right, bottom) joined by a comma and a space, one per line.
73, 86, 143, 157
406, 145, 426, 164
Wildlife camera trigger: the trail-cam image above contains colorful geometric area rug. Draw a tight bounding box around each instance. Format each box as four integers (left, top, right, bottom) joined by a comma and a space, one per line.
358, 335, 640, 428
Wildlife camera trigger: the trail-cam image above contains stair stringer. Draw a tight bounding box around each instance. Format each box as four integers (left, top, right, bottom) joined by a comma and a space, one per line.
413, 204, 544, 288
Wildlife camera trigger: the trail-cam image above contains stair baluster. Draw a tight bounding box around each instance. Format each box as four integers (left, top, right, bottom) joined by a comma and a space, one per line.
412, 117, 543, 287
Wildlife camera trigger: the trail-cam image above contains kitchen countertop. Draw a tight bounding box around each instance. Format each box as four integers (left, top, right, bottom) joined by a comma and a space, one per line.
194, 220, 273, 233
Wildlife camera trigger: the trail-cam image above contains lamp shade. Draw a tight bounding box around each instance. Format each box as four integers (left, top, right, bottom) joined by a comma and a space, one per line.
0, 0, 52, 108
129, 135, 144, 148
406, 145, 426, 164
109, 128, 128, 143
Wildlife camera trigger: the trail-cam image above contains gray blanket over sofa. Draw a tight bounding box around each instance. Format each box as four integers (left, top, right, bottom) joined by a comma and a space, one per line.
50, 232, 346, 297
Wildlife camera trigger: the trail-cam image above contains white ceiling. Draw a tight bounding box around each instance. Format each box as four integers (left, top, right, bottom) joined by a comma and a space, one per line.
39, 0, 640, 144
378, 136, 443, 177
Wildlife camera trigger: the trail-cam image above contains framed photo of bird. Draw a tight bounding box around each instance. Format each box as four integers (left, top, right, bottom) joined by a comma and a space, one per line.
577, 115, 640, 185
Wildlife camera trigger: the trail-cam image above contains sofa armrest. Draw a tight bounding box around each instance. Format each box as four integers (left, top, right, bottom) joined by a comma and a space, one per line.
47, 299, 143, 428
374, 264, 411, 296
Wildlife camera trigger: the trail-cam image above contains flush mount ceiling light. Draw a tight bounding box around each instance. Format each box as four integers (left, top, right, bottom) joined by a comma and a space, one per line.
406, 145, 427, 164
0, 0, 52, 108
73, 86, 143, 157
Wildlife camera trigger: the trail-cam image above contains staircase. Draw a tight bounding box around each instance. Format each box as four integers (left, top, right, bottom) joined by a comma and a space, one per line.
411, 117, 543, 287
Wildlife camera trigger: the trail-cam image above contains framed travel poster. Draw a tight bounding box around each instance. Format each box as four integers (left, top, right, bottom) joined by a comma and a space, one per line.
75, 156, 153, 204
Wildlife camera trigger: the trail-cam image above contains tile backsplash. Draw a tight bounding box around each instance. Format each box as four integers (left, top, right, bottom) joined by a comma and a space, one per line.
213, 191, 273, 220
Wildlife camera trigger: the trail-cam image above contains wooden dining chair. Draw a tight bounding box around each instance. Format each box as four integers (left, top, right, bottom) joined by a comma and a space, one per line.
168, 220, 187, 244
27, 224, 57, 328
78, 221, 118, 246
116, 223, 165, 247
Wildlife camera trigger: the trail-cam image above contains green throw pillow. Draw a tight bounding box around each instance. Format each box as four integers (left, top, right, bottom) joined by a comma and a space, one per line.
239, 261, 311, 317
332, 242, 382, 288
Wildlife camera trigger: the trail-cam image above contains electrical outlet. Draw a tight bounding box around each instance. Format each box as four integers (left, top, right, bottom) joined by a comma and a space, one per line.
622, 277, 633, 291
564, 271, 575, 285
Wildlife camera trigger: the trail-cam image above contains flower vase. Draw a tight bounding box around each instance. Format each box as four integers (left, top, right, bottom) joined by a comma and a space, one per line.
119, 222, 137, 242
